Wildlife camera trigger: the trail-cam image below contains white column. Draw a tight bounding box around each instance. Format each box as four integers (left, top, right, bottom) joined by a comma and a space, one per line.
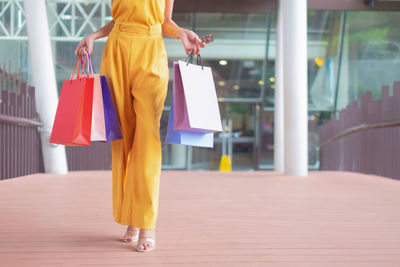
24, 0, 68, 174
282, 0, 308, 176
274, 1, 284, 173
171, 145, 186, 168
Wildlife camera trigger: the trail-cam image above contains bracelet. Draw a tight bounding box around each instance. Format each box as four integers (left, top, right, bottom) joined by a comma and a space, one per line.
175, 27, 184, 39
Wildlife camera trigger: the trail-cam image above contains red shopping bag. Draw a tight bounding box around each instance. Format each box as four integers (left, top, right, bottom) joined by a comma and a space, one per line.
50, 56, 94, 146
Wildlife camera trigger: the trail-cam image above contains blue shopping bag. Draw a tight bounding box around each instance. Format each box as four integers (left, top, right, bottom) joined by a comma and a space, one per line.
165, 99, 214, 148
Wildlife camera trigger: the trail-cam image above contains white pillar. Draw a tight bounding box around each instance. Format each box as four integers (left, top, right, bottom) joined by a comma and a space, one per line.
171, 145, 186, 168
24, 0, 68, 174
282, 0, 308, 176
274, 1, 284, 173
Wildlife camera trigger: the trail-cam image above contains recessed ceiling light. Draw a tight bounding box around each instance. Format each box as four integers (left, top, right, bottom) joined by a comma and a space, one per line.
218, 81, 226, 86
219, 60, 228, 66
232, 85, 240, 90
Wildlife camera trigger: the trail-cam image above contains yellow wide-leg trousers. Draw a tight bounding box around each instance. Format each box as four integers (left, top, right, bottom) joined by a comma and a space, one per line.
100, 22, 168, 229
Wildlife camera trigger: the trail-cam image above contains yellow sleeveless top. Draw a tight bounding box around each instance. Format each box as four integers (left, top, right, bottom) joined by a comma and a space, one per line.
111, 0, 165, 26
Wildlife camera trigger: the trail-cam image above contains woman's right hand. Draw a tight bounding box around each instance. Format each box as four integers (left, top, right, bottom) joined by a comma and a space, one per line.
176, 28, 205, 56
75, 33, 95, 56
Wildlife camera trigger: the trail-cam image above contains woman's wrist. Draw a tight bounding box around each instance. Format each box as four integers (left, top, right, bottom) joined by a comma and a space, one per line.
175, 27, 186, 39
90, 31, 102, 41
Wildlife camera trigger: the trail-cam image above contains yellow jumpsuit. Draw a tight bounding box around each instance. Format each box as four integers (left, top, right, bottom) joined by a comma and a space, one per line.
100, 0, 168, 229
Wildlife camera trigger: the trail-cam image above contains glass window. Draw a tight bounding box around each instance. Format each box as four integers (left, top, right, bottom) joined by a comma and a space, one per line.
8, 5, 400, 171
308, 10, 343, 112
336, 11, 400, 110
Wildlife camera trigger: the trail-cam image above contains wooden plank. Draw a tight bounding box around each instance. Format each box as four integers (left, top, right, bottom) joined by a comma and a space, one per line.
0, 171, 400, 266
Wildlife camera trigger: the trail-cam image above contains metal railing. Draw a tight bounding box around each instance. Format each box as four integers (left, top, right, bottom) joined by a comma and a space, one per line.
320, 82, 400, 180
0, 66, 112, 179
0, 68, 44, 179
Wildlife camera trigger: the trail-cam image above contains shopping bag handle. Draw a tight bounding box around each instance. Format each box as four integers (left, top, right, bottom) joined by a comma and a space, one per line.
79, 50, 96, 75
184, 52, 204, 70
70, 55, 87, 80
84, 50, 96, 74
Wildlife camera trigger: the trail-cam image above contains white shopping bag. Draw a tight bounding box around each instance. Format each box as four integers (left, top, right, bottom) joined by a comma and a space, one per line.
90, 74, 106, 141
72, 57, 106, 141
177, 59, 222, 133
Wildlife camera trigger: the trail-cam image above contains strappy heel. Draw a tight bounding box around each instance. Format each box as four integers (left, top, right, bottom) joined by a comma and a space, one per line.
136, 238, 156, 252
122, 227, 139, 243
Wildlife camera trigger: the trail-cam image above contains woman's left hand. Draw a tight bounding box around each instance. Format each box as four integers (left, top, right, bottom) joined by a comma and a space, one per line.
177, 29, 206, 56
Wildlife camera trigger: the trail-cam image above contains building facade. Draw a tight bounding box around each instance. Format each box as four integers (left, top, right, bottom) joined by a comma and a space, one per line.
1, 0, 400, 170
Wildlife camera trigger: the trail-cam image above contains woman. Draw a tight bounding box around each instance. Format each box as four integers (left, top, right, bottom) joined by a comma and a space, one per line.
75, 0, 205, 252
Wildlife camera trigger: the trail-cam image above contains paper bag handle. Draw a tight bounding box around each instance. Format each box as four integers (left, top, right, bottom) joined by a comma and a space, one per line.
184, 52, 204, 70
79, 50, 96, 75
70, 55, 87, 80
84, 50, 95, 74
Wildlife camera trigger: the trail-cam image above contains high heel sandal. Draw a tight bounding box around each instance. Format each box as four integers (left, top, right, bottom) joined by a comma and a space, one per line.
136, 238, 156, 252
122, 228, 139, 243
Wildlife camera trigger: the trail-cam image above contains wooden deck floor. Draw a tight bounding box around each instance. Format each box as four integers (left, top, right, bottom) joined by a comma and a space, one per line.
1, 171, 400, 266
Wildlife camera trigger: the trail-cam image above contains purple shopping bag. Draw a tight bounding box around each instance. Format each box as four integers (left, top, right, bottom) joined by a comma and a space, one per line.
166, 98, 214, 148
100, 76, 122, 142
173, 62, 193, 132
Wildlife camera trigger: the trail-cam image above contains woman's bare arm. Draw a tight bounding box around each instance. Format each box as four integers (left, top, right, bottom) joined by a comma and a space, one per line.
161, 0, 182, 38
91, 20, 115, 40
162, 0, 205, 56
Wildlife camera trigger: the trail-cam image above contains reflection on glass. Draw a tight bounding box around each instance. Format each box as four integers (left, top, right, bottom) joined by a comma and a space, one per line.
160, 111, 187, 169
259, 112, 274, 167
259, 111, 328, 169
210, 59, 264, 99
307, 10, 343, 111
337, 11, 400, 110
195, 13, 268, 40
226, 104, 256, 170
